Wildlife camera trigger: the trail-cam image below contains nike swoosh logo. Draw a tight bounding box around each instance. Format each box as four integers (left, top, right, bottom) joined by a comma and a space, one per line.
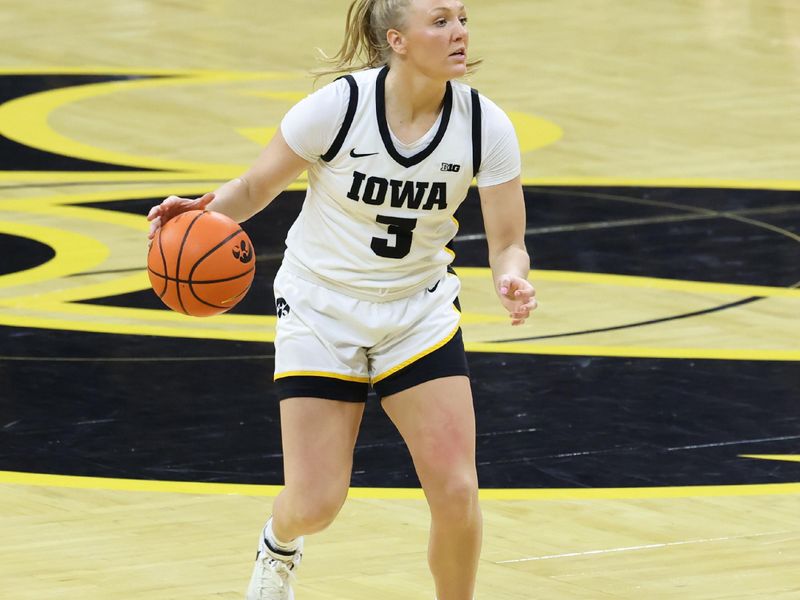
350, 149, 379, 158
426, 281, 440, 293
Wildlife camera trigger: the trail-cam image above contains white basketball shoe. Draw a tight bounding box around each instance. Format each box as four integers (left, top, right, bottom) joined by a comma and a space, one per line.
245, 528, 303, 600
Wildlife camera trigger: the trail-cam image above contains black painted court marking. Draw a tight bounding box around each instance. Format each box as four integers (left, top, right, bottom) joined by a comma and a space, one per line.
455, 202, 800, 241
534, 187, 800, 245
494, 296, 764, 343
0, 355, 275, 362
493, 276, 800, 344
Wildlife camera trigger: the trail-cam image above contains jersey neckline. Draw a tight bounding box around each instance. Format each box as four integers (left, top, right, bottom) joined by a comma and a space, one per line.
375, 65, 453, 168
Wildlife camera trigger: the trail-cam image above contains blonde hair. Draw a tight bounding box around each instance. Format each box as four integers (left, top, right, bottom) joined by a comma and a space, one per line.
315, 0, 481, 79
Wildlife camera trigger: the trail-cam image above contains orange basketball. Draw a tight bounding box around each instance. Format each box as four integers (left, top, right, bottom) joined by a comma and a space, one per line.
147, 210, 256, 317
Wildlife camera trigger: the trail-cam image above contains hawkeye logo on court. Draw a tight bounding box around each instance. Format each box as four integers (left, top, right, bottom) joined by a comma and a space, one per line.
346, 170, 447, 210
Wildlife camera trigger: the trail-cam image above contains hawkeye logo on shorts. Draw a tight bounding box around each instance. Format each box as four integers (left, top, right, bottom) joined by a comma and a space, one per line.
275, 298, 290, 318
347, 170, 447, 210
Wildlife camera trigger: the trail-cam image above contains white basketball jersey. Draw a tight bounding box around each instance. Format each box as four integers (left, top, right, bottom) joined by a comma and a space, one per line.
281, 66, 505, 301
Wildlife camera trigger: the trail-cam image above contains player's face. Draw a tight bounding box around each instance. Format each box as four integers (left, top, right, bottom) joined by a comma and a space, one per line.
397, 0, 469, 80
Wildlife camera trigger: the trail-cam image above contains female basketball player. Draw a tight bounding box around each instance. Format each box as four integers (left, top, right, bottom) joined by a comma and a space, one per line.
147, 0, 535, 598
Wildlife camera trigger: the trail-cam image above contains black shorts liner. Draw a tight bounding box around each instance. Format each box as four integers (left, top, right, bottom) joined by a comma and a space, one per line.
274, 328, 469, 402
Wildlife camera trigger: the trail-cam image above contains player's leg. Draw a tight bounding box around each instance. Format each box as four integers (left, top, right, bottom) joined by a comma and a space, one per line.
262, 265, 371, 550
247, 395, 365, 600
381, 375, 480, 600
272, 396, 365, 540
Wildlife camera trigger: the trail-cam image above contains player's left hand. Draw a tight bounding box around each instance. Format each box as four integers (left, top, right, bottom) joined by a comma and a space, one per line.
497, 275, 538, 326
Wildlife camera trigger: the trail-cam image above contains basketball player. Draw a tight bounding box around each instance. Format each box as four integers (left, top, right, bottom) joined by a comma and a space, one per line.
147, 0, 536, 598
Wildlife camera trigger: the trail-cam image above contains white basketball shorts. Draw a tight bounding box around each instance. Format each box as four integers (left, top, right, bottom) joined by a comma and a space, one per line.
272, 266, 469, 402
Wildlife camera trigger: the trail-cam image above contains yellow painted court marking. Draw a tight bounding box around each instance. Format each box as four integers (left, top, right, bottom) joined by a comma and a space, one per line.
459, 267, 800, 299
1, 67, 797, 192
237, 127, 278, 146
509, 111, 563, 153
14, 304, 796, 361
0, 72, 301, 173
0, 300, 276, 342
244, 90, 309, 102
0, 185, 796, 358
0, 220, 108, 290
740, 455, 800, 464
0, 162, 797, 359
1, 470, 798, 501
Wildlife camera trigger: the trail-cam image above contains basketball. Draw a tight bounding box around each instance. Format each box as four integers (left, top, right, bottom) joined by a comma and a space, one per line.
147, 210, 256, 317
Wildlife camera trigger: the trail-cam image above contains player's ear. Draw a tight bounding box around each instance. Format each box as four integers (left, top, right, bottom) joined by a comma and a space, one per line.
386, 28, 407, 56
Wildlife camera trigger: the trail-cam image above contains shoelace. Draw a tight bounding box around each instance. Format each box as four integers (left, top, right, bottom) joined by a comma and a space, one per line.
261, 556, 296, 591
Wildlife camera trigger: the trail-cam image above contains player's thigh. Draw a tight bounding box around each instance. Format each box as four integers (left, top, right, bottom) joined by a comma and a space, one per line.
381, 376, 477, 487
280, 397, 365, 492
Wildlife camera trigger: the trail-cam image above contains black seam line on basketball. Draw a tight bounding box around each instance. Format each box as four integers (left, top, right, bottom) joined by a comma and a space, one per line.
147, 265, 255, 285
175, 211, 206, 314
186, 227, 251, 308
490, 296, 764, 343
185, 227, 248, 301
187, 227, 247, 283
156, 226, 168, 299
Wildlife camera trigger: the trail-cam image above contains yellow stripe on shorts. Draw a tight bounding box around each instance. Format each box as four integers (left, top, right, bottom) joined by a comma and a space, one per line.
372, 321, 460, 383
274, 371, 370, 383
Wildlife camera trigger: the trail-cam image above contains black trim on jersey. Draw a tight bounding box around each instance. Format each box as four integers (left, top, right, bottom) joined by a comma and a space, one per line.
321, 75, 359, 162
372, 328, 469, 400
470, 88, 482, 177
274, 375, 368, 403
375, 65, 453, 168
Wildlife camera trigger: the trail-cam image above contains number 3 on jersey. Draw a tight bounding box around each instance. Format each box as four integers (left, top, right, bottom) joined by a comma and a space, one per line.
371, 215, 418, 259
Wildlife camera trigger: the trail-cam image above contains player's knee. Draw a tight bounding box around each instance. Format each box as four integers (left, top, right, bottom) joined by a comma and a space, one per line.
425, 472, 479, 521
287, 489, 347, 532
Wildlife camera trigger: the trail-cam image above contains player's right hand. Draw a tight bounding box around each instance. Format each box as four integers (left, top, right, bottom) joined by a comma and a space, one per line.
147, 192, 215, 240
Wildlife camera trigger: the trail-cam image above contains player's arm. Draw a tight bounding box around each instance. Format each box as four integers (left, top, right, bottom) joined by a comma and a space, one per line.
479, 176, 537, 326
147, 130, 310, 239
207, 130, 311, 222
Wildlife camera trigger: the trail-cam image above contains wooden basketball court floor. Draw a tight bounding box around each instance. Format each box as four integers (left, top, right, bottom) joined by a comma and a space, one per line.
1, 1, 799, 598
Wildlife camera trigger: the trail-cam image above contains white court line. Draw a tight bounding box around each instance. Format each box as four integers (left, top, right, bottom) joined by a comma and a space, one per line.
496, 530, 793, 564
